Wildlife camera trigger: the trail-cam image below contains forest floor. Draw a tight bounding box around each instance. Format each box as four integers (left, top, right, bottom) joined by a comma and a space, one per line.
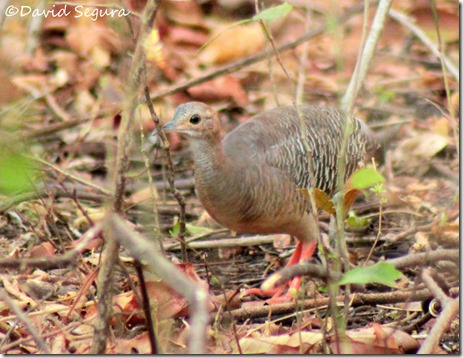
0, 0, 459, 354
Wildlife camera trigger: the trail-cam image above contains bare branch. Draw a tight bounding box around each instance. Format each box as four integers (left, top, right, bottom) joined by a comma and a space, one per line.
109, 213, 210, 354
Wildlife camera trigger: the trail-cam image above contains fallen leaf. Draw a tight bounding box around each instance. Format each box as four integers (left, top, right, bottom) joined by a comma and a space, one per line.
145, 263, 213, 320
329, 324, 419, 354
28, 242, 56, 258
187, 75, 247, 105
199, 22, 265, 65
233, 331, 323, 354
392, 132, 449, 175
112, 331, 152, 354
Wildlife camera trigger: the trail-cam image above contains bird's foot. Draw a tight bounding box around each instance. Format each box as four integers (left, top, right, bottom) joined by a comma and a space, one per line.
241, 277, 303, 303
241, 240, 317, 303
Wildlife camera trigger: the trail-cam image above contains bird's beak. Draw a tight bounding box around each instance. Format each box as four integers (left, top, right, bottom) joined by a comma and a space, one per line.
150, 120, 176, 139
162, 120, 176, 132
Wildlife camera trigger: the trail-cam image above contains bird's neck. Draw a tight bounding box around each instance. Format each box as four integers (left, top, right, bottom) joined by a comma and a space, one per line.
189, 137, 231, 177
190, 137, 226, 170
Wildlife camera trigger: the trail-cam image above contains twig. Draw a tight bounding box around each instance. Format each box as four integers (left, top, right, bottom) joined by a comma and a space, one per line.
391, 211, 458, 243
165, 233, 289, 251
262, 249, 458, 289
34, 157, 111, 196
144, 86, 187, 261
0, 288, 50, 354
0, 184, 107, 213
44, 93, 73, 122
149, 4, 365, 102
134, 261, 159, 354
420, 269, 449, 307
295, 7, 311, 105
109, 213, 209, 354
388, 8, 459, 81
91, 2, 161, 353
428, 0, 459, 158
138, 108, 164, 252
418, 297, 459, 354
418, 268, 459, 354
226, 288, 431, 321
335, 0, 392, 329
388, 249, 458, 270
0, 222, 103, 269
430, 161, 459, 184
21, 116, 94, 141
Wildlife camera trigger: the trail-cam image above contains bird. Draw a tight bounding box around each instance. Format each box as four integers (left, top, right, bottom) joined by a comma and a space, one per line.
160, 102, 376, 302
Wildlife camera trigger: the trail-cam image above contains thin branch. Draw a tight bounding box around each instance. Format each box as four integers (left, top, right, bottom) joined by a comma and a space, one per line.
91, 1, 160, 353
388, 8, 459, 81
0, 289, 50, 354
165, 233, 288, 251
295, 7, 311, 105
0, 222, 103, 269
34, 157, 111, 196
262, 249, 458, 289
134, 261, 159, 354
417, 297, 459, 354
226, 288, 432, 321
149, 4, 365, 101
144, 86, 188, 261
418, 268, 459, 354
342, 0, 393, 110
109, 213, 209, 354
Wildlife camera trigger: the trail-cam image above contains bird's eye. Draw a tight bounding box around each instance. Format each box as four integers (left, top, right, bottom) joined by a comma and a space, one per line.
189, 114, 201, 125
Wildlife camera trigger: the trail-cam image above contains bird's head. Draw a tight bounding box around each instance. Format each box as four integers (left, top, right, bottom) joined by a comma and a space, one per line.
161, 102, 221, 140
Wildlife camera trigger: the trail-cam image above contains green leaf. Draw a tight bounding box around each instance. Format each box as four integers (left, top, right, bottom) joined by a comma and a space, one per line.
0, 151, 34, 195
346, 211, 370, 229
351, 168, 385, 190
185, 223, 213, 236
169, 222, 213, 238
336, 262, 402, 287
252, 2, 293, 22
169, 221, 180, 238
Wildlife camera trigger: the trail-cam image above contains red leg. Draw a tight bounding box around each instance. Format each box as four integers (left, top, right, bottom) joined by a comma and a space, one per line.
242, 240, 317, 302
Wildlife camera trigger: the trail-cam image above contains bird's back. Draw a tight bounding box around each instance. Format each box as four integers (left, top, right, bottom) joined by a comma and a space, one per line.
222, 105, 376, 195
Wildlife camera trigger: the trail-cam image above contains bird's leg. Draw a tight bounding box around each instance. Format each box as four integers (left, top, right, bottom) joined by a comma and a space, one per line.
242, 240, 317, 302
265, 240, 317, 303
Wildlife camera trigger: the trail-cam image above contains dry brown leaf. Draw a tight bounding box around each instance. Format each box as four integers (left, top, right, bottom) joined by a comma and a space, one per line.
50, 333, 67, 354
314, 188, 335, 215
11, 74, 49, 97
66, 22, 121, 59
392, 132, 449, 175
1, 276, 36, 308
329, 324, 419, 354
233, 331, 323, 354
187, 75, 247, 105
432, 218, 459, 247
163, 0, 204, 27
28, 242, 56, 258
199, 22, 265, 65
111, 331, 152, 354
145, 263, 213, 320
411, 3, 459, 43
129, 186, 159, 206
167, 26, 209, 47
430, 117, 451, 136
343, 189, 362, 213
304, 74, 339, 93
412, 231, 430, 251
